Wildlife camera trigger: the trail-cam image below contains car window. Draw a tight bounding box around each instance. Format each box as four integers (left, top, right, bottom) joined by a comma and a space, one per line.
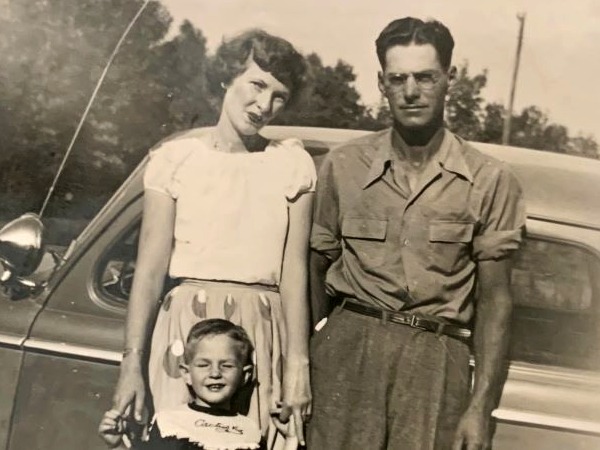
96, 223, 600, 372
96, 223, 140, 305
509, 237, 600, 371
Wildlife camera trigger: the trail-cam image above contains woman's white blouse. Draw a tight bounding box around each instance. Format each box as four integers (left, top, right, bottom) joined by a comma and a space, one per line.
143, 135, 317, 286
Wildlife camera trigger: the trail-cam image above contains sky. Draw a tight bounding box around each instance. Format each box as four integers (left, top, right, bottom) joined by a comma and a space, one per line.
161, 0, 600, 140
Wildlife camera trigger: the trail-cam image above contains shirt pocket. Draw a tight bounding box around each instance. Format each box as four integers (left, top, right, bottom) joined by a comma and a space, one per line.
342, 218, 388, 268
428, 220, 474, 274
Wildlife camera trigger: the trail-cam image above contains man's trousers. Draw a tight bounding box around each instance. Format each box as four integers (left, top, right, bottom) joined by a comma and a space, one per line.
307, 306, 471, 450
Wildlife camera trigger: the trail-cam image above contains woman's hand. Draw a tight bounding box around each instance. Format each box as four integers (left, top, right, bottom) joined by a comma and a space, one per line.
278, 192, 314, 446
98, 409, 125, 449
270, 409, 300, 450
280, 358, 312, 446
112, 356, 147, 424
113, 190, 175, 422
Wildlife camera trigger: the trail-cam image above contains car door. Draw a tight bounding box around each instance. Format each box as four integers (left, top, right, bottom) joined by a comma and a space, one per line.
0, 290, 44, 450
492, 220, 600, 449
6, 176, 144, 450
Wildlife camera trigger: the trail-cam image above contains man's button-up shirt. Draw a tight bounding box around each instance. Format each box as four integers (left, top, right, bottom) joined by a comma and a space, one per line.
310, 128, 526, 325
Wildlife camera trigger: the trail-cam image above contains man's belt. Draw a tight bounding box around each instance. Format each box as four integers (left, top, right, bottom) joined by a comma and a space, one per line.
339, 299, 472, 340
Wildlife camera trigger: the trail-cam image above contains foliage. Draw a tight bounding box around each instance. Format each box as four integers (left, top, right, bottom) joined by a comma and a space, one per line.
445, 66, 598, 158
0, 1, 216, 220
445, 64, 488, 141
480, 102, 505, 144
275, 54, 376, 129
568, 135, 599, 159
0, 3, 597, 227
0, 2, 380, 224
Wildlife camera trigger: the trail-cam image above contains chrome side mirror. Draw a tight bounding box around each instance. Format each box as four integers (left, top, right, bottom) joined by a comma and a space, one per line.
0, 213, 46, 299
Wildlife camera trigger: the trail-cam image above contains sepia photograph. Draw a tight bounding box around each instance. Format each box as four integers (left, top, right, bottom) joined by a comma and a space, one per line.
0, 1, 598, 449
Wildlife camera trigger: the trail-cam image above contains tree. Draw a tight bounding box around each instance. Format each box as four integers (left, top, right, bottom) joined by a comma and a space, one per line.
115, 19, 217, 169
0, 0, 170, 215
506, 106, 570, 153
568, 135, 599, 159
480, 103, 505, 144
275, 54, 374, 129
445, 64, 488, 141
0, 1, 216, 220
371, 96, 393, 129
2, 10, 598, 231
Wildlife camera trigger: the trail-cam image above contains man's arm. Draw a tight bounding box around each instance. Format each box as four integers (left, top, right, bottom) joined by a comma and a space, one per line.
452, 257, 513, 450
309, 250, 334, 328
308, 153, 341, 330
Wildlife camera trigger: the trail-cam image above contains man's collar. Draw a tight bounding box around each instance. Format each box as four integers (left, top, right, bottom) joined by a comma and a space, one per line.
361, 128, 474, 189
438, 130, 474, 183
362, 128, 394, 189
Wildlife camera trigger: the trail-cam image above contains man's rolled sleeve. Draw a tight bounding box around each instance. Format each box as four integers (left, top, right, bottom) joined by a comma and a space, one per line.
473, 165, 526, 261
310, 156, 342, 261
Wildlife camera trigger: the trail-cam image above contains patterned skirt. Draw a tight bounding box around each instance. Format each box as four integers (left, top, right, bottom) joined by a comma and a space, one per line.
147, 279, 287, 448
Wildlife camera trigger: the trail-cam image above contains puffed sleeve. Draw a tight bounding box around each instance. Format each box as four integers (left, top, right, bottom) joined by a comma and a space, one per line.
281, 138, 317, 200
143, 140, 193, 199
473, 163, 526, 260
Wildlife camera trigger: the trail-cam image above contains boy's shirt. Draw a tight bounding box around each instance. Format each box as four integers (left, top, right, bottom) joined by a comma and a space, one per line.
134, 403, 263, 450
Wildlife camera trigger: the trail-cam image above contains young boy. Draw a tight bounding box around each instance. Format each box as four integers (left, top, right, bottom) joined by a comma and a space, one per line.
99, 319, 268, 450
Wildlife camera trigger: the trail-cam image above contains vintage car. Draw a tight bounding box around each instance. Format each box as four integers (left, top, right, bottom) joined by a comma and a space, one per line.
0, 126, 599, 449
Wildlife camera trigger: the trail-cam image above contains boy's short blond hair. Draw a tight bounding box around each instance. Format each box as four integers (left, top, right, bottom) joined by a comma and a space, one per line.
184, 319, 254, 366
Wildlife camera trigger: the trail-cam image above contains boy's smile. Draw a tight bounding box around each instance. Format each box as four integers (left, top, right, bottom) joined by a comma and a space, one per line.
181, 334, 252, 410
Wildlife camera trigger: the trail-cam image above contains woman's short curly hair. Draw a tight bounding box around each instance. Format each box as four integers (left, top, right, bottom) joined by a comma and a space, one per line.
211, 29, 307, 105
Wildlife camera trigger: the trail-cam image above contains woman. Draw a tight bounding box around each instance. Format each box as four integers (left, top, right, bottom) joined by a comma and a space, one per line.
111, 29, 313, 448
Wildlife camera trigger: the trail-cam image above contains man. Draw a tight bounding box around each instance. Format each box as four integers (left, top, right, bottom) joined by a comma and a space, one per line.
307, 17, 525, 450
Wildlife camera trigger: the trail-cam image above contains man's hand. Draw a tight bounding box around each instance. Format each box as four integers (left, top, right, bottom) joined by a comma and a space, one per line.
456, 258, 512, 449
452, 408, 491, 450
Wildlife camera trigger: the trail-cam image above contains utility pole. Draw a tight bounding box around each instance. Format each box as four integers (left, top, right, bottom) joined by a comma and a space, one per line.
502, 13, 526, 145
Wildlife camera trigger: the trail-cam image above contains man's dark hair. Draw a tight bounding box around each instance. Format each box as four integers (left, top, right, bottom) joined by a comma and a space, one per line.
184, 318, 254, 366
211, 28, 308, 105
375, 17, 454, 70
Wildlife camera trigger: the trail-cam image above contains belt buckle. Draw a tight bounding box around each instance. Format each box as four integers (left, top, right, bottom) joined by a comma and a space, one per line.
409, 315, 432, 333
409, 315, 420, 329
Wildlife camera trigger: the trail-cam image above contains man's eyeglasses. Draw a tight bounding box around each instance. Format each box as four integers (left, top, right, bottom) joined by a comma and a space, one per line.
384, 71, 444, 91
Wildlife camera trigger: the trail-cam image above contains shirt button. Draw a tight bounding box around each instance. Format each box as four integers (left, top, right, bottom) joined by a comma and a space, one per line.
403, 239, 410, 246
